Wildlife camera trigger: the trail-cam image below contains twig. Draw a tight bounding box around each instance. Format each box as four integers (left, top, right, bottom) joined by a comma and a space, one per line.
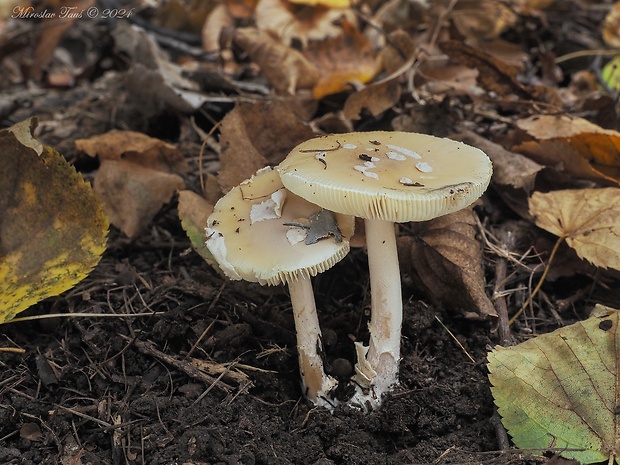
434, 316, 476, 364
5, 312, 163, 324
124, 336, 234, 393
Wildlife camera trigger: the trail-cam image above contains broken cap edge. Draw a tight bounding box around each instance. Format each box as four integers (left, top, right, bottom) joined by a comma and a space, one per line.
205, 167, 354, 287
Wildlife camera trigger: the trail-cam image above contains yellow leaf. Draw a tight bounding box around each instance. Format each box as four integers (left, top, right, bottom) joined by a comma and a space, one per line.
512, 115, 620, 184
488, 304, 620, 465
304, 20, 380, 99
288, 0, 349, 7
0, 118, 109, 323
602, 55, 620, 92
232, 27, 319, 95
76, 130, 187, 238
528, 188, 620, 271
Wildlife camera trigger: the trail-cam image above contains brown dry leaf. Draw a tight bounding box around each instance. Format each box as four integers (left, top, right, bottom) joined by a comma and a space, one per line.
304, 19, 380, 99
397, 207, 497, 320
232, 27, 319, 95
288, 0, 349, 7
452, 130, 543, 192
343, 78, 401, 120
27, 0, 95, 81
379, 29, 416, 75
217, 100, 315, 192
421, 64, 480, 98
342, 31, 414, 120
152, 0, 212, 34
529, 188, 620, 271
439, 40, 530, 99
202, 4, 235, 52
112, 23, 210, 114
255, 0, 356, 46
603, 1, 620, 48
76, 130, 187, 238
450, 0, 517, 41
512, 115, 620, 184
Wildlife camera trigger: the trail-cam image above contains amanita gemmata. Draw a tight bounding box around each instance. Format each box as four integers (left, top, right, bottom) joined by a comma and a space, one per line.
278, 131, 492, 409
204, 167, 354, 408
202, 132, 492, 411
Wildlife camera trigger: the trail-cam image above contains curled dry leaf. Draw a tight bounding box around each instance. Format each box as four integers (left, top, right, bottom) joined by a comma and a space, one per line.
513, 115, 620, 184
603, 1, 620, 48
76, 130, 187, 239
304, 19, 380, 99
217, 101, 315, 193
396, 207, 497, 320
342, 30, 413, 120
232, 27, 319, 95
439, 40, 529, 98
255, 0, 356, 46
488, 304, 620, 465
112, 23, 208, 114
452, 130, 543, 192
0, 118, 108, 323
450, 0, 517, 41
528, 188, 620, 271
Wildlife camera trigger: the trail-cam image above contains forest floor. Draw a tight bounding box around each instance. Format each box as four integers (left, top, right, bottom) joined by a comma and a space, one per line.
1, 1, 620, 464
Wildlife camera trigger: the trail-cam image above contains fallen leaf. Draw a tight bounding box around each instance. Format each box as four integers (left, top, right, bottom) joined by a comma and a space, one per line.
112, 23, 209, 114
178, 190, 217, 267
255, 0, 356, 46
232, 27, 319, 95
28, 0, 95, 81
76, 130, 187, 238
75, 130, 187, 172
528, 188, 620, 271
603, 1, 620, 48
452, 130, 543, 192
303, 19, 380, 99
512, 115, 620, 184
152, 0, 212, 34
439, 40, 529, 98
0, 118, 108, 323
343, 78, 401, 120
601, 55, 620, 93
342, 34, 413, 119
202, 4, 236, 52
288, 0, 349, 8
450, 0, 516, 41
217, 101, 315, 192
379, 29, 416, 75
488, 304, 620, 465
397, 207, 497, 320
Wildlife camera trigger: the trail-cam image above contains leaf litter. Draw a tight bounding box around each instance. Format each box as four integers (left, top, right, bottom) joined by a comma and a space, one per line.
1, 0, 620, 464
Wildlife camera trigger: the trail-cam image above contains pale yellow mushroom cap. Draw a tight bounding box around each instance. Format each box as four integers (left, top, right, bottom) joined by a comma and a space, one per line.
205, 167, 355, 286
277, 131, 493, 223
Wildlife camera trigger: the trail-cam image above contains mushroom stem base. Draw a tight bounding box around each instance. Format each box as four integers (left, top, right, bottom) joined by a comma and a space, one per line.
354, 218, 402, 406
288, 278, 338, 409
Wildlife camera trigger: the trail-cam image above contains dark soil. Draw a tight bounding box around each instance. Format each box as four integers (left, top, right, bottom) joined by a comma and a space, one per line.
0, 211, 572, 465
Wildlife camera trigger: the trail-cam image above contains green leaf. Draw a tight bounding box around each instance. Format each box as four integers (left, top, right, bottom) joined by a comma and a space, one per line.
488, 304, 620, 465
0, 118, 109, 323
602, 56, 620, 93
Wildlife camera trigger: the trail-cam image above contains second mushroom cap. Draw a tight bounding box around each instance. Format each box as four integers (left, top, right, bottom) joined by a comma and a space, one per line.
277, 131, 493, 223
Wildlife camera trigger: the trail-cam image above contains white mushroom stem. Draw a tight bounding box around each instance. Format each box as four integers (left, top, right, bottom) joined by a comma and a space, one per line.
359, 218, 402, 399
288, 277, 338, 408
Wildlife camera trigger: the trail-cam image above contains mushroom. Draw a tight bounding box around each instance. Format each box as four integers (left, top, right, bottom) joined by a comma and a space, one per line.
204, 166, 355, 408
277, 131, 493, 408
